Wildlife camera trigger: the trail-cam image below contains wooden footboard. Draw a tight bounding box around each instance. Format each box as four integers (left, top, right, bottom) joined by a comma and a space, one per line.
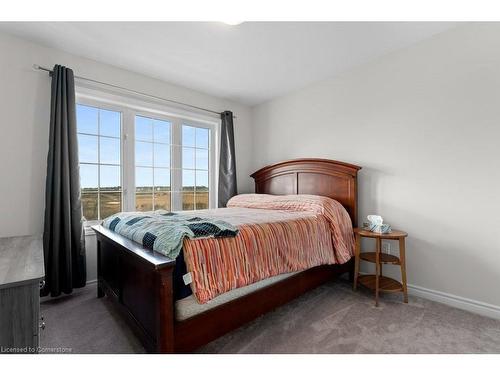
93, 225, 353, 353
94, 225, 176, 353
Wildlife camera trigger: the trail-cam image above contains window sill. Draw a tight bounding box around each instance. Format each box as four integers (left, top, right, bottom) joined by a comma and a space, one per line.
84, 220, 102, 236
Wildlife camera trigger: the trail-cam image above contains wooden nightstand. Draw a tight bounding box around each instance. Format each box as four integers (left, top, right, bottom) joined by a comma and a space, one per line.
353, 228, 408, 306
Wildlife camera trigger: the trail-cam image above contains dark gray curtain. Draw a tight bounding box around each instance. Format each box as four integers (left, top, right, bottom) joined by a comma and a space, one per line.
218, 111, 237, 207
42, 64, 86, 297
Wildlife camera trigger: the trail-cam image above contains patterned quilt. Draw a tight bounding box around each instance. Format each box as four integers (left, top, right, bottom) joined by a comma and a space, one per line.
102, 211, 238, 259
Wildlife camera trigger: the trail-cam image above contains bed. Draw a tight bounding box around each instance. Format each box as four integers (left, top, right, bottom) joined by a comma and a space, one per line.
92, 158, 361, 353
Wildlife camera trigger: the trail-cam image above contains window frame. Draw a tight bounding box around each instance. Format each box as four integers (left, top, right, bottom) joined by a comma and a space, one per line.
76, 86, 220, 229
133, 112, 173, 212
76, 101, 124, 225
179, 121, 213, 210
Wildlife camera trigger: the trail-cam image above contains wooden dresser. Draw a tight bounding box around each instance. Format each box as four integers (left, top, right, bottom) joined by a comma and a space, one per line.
0, 236, 45, 353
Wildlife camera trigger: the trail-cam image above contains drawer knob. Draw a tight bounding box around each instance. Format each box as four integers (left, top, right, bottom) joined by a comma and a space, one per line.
39, 322, 46, 330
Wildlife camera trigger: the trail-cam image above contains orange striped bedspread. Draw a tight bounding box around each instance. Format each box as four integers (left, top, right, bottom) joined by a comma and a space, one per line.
182, 194, 355, 304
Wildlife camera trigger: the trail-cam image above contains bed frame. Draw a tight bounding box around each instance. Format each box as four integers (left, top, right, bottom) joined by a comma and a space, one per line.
93, 158, 361, 353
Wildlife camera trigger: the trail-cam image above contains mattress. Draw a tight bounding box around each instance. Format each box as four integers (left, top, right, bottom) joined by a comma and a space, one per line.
175, 270, 299, 321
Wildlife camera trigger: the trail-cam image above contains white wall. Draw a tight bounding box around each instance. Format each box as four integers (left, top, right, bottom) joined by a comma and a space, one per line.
252, 23, 500, 308
0, 31, 253, 281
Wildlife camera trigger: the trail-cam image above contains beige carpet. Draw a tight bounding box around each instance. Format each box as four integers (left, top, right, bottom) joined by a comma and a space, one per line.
40, 280, 500, 354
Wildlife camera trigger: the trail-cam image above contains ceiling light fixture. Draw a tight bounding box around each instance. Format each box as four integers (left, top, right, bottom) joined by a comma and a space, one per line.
221, 21, 243, 26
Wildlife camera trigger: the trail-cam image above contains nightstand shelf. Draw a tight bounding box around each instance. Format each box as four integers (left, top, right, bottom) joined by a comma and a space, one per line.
358, 275, 403, 293
359, 252, 400, 265
353, 228, 408, 306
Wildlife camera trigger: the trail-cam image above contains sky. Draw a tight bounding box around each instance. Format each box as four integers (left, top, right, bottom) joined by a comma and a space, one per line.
77, 104, 209, 189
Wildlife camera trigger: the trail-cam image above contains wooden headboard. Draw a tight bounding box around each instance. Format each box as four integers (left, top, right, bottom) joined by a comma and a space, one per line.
250, 158, 362, 226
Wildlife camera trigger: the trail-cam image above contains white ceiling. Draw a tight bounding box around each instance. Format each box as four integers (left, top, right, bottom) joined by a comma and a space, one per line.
0, 22, 458, 106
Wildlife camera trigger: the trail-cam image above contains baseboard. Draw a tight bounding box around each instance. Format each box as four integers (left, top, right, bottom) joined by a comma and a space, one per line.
358, 271, 500, 320
86, 279, 97, 285
407, 283, 500, 320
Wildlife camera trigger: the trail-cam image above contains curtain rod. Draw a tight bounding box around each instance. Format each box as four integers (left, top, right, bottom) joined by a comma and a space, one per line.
33, 64, 235, 119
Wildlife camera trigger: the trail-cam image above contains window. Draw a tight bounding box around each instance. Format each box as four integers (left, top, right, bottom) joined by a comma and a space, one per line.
182, 125, 210, 210
76, 93, 217, 222
77, 104, 122, 221
135, 115, 172, 211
